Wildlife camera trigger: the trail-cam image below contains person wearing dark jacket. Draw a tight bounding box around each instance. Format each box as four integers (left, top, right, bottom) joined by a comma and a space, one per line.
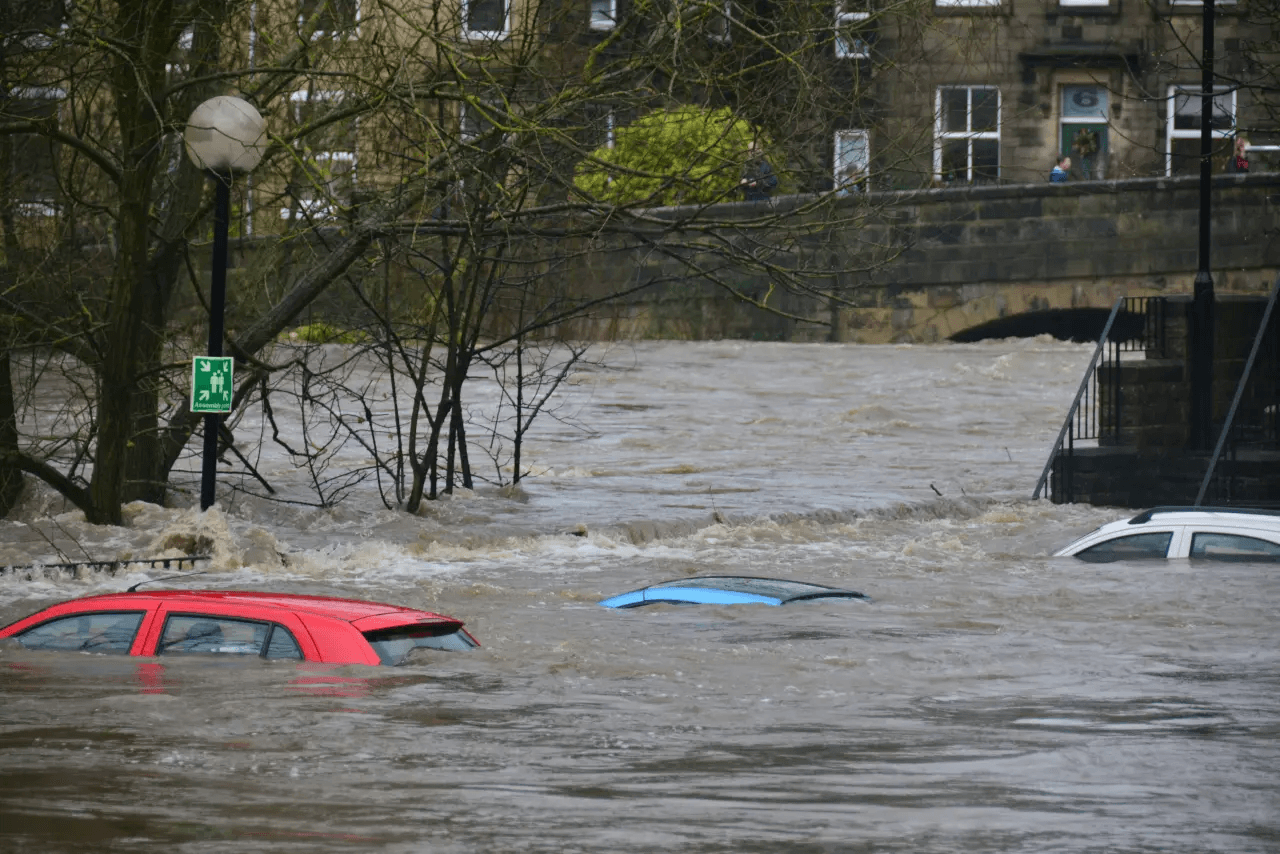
740, 143, 778, 201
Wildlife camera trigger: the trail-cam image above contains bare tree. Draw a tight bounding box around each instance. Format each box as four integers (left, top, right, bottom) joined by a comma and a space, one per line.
1, 0, 942, 522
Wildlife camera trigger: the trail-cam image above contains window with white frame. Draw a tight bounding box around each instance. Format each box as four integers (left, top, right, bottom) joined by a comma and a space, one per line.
6, 87, 63, 215
11, 0, 67, 48
299, 0, 359, 38
164, 26, 193, 80
935, 0, 1000, 7
1059, 0, 1108, 6
1170, 0, 1236, 6
589, 106, 616, 150
282, 90, 356, 220
1166, 84, 1235, 176
590, 0, 616, 30
708, 0, 731, 42
835, 2, 870, 59
833, 130, 869, 192
460, 101, 496, 142
935, 85, 1000, 183
463, 0, 508, 39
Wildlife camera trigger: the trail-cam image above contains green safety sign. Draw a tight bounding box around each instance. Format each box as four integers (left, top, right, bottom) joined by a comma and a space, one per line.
191, 356, 233, 414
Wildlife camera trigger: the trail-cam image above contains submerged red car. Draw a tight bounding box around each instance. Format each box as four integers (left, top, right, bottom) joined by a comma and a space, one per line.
0, 590, 479, 666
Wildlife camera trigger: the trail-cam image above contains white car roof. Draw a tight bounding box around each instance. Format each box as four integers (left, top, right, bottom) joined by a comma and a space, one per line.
1122, 506, 1280, 526
1056, 506, 1280, 556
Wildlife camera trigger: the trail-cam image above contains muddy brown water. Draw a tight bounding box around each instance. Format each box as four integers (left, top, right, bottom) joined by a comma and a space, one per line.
2, 340, 1277, 853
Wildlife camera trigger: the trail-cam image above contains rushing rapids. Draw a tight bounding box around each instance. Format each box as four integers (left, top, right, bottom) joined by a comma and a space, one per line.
2, 339, 1277, 853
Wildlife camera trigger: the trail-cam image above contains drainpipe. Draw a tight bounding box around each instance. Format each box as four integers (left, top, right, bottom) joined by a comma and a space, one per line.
1190, 0, 1215, 450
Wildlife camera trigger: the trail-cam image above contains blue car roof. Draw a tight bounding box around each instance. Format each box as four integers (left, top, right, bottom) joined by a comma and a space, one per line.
599, 576, 869, 609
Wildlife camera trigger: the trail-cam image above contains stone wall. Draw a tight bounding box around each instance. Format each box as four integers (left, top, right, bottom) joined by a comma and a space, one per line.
571, 172, 1280, 344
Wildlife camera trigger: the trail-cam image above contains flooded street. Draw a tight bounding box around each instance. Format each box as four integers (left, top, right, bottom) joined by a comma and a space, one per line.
2, 340, 1278, 853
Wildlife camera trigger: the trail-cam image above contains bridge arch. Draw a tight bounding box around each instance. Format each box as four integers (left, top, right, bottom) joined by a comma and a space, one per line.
947, 307, 1146, 343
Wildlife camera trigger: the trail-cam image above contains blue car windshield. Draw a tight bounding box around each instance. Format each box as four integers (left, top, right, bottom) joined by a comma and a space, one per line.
649, 577, 852, 601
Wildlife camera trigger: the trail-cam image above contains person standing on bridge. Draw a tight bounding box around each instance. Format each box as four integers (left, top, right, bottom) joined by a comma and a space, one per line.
740, 141, 778, 202
1049, 154, 1070, 183
1226, 136, 1249, 173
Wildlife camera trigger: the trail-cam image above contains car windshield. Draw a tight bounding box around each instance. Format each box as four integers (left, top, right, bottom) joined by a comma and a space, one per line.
649, 577, 851, 600
363, 625, 477, 665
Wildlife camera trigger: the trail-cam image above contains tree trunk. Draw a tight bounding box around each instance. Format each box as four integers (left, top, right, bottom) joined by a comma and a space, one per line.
88, 11, 166, 524
0, 353, 24, 516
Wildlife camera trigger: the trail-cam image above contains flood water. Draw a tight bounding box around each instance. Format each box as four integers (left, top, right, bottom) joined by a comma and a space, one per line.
2, 339, 1278, 853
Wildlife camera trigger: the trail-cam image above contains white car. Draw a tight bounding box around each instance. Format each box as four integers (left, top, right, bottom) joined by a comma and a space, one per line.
1055, 506, 1280, 562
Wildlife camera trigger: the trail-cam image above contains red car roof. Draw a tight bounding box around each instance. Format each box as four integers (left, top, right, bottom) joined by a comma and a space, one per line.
48, 590, 452, 624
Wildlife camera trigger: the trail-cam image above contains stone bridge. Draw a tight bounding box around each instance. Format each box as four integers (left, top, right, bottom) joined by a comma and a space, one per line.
576, 172, 1280, 344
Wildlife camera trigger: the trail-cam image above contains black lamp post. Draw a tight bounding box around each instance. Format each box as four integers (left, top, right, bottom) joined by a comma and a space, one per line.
1190, 0, 1216, 450
183, 96, 267, 510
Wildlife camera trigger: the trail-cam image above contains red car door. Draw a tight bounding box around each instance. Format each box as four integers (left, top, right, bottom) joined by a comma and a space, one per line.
140, 601, 321, 661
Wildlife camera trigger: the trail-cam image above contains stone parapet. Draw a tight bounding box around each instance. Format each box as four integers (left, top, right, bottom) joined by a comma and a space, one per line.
573, 172, 1280, 344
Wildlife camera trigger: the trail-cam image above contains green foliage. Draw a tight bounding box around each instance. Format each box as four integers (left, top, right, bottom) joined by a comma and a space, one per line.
575, 106, 768, 206
287, 322, 365, 344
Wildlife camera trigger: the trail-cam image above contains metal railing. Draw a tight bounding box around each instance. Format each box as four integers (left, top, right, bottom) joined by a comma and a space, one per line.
1032, 296, 1162, 501
1196, 273, 1280, 505
1035, 286, 1280, 505
1032, 298, 1125, 500
0, 554, 210, 579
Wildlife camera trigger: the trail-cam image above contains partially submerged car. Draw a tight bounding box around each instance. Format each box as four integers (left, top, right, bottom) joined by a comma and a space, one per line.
599, 576, 870, 608
1054, 506, 1280, 562
0, 590, 479, 665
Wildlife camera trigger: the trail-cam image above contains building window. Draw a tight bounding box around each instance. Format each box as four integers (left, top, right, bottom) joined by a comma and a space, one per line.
595, 108, 616, 150
1059, 0, 1109, 5
578, 104, 615, 160
935, 0, 1001, 7
708, 0, 731, 42
10, 0, 67, 48
299, 0, 359, 38
5, 87, 63, 215
834, 2, 870, 59
165, 26, 193, 80
590, 0, 616, 30
460, 102, 495, 142
282, 90, 356, 221
1060, 84, 1109, 179
935, 86, 1000, 183
833, 130, 869, 193
1166, 84, 1234, 176
463, 0, 508, 39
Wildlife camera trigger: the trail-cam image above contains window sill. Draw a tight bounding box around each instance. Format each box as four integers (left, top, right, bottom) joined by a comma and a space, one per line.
933, 2, 1009, 16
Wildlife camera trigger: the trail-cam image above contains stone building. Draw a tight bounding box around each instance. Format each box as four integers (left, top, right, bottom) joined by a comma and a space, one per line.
6, 0, 1275, 220
843, 0, 1277, 188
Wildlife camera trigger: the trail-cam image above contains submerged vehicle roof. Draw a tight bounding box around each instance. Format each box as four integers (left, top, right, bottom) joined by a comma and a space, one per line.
599, 576, 870, 608
15, 590, 459, 624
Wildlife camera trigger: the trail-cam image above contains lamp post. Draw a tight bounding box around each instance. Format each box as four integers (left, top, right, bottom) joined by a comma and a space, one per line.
184, 96, 267, 510
1190, 0, 1216, 451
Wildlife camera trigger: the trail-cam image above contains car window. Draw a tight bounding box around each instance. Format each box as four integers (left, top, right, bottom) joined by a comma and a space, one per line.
1189, 532, 1280, 562
159, 615, 287, 657
363, 625, 478, 665
16, 611, 145, 654
1075, 532, 1174, 562
265, 625, 304, 660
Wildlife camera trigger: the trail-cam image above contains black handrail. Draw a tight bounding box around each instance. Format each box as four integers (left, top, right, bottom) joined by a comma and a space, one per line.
0, 555, 211, 577
1032, 297, 1126, 500
1195, 272, 1280, 505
